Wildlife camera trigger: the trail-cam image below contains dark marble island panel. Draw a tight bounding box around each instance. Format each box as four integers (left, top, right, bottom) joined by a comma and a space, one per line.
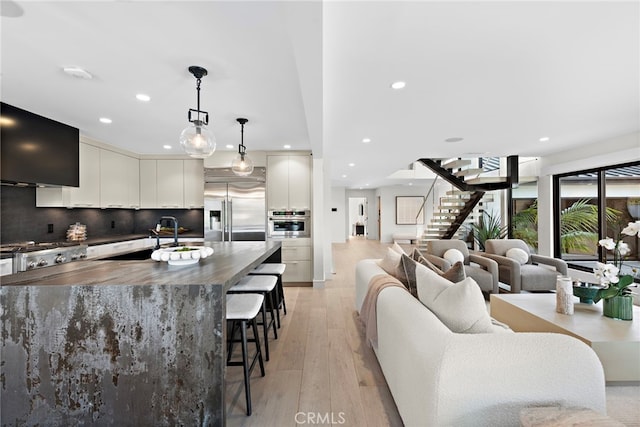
1, 240, 281, 426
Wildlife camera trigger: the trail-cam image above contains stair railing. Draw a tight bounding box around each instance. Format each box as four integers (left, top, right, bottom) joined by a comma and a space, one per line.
415, 175, 439, 224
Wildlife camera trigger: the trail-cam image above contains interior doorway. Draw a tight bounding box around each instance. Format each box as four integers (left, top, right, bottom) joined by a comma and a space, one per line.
348, 197, 368, 238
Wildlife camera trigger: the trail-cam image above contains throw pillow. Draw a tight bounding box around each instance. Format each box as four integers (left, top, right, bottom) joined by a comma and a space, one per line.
391, 242, 406, 255
506, 247, 529, 265
395, 254, 420, 298
410, 247, 425, 262
443, 248, 465, 265
415, 263, 494, 333
376, 247, 402, 276
416, 255, 466, 283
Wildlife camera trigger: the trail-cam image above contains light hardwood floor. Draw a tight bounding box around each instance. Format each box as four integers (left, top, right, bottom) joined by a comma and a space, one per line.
226, 238, 640, 427
225, 237, 402, 427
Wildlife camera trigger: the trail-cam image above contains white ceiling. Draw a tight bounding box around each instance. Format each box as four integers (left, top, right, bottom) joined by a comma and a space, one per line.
2, 1, 638, 189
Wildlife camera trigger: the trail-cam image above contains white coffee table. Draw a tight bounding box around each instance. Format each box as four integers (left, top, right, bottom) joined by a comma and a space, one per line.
490, 293, 640, 383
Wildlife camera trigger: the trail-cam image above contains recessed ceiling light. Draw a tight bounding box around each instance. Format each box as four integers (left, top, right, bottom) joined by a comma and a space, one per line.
62, 66, 93, 80
445, 137, 464, 143
225, 144, 234, 149
362, 138, 371, 143
348, 163, 355, 167
341, 174, 347, 178
163, 145, 172, 150
539, 136, 550, 142
99, 117, 112, 124
136, 93, 151, 102
391, 81, 406, 90
283, 144, 292, 149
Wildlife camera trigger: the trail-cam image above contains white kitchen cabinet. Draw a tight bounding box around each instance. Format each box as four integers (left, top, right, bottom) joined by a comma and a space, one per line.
36, 142, 100, 208
100, 150, 139, 208
183, 159, 204, 208
85, 239, 147, 259
0, 259, 13, 276
156, 160, 184, 208
140, 159, 201, 209
35, 187, 65, 207
125, 155, 140, 208
267, 154, 311, 210
288, 155, 311, 209
68, 143, 101, 207
280, 237, 312, 283
267, 155, 289, 210
139, 160, 157, 208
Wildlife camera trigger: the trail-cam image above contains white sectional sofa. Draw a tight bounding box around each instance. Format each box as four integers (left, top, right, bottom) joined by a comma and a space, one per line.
355, 259, 607, 427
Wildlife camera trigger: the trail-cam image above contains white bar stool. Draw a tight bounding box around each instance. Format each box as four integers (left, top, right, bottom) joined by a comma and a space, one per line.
249, 263, 287, 327
228, 275, 278, 361
226, 293, 265, 416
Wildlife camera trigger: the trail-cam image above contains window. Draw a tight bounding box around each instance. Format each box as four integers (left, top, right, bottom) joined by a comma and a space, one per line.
554, 162, 640, 274
512, 181, 539, 252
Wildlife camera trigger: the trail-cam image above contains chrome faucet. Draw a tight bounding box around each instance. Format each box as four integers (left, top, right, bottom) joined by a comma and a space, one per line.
155, 216, 179, 248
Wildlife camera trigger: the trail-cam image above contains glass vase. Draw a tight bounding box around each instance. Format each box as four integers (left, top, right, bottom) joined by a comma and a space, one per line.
602, 295, 633, 321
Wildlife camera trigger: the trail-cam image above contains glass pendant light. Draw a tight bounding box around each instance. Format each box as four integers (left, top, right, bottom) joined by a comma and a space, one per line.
231, 118, 254, 176
179, 66, 216, 158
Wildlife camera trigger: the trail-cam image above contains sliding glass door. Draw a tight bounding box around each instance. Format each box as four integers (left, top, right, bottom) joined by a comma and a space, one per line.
554, 162, 640, 274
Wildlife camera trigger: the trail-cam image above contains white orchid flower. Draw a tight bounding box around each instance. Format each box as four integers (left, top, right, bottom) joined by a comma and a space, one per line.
622, 220, 640, 237
598, 237, 616, 250
617, 242, 630, 257
593, 262, 620, 285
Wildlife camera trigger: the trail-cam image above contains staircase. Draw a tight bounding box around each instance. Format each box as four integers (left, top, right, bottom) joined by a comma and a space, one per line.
416, 156, 517, 248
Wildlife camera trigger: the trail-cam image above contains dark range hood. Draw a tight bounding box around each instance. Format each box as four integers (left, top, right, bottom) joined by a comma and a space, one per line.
1, 102, 80, 187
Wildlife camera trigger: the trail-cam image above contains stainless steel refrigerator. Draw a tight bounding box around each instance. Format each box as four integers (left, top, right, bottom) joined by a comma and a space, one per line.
204, 167, 266, 241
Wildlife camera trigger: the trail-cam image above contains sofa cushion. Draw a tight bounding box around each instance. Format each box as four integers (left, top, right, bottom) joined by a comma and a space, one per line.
415, 263, 494, 333
506, 247, 529, 265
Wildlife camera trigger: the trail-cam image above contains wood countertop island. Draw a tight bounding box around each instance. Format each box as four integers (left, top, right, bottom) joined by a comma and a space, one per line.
1, 240, 281, 426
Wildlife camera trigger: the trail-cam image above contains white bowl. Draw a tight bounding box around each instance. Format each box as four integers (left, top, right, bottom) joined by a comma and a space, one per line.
150, 246, 213, 267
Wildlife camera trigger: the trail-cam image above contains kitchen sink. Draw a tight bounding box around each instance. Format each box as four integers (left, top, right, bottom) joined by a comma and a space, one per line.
100, 243, 205, 261
101, 249, 154, 261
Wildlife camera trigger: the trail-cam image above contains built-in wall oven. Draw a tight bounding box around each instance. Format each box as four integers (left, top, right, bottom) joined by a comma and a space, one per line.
268, 210, 310, 238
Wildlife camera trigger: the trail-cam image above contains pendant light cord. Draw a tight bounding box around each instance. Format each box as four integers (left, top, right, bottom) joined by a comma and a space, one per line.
195, 77, 202, 121
238, 121, 246, 158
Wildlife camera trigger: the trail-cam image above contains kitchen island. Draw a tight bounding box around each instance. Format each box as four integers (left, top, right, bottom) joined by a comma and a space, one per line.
1, 240, 281, 426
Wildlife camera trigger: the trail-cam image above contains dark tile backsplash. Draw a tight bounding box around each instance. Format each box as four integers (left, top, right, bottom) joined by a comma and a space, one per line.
0, 186, 204, 244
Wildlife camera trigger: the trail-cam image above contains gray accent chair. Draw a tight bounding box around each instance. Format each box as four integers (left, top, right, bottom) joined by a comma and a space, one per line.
483, 239, 568, 293
423, 239, 499, 294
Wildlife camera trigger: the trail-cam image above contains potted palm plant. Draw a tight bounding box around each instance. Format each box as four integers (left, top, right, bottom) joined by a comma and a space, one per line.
468, 210, 507, 251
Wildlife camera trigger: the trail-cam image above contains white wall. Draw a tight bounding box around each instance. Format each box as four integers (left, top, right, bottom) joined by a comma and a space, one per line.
540, 133, 640, 177
376, 185, 429, 243
312, 156, 327, 288
537, 132, 640, 257
330, 186, 347, 243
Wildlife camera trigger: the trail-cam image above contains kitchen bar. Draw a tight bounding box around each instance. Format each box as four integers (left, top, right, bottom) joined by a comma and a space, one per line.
0, 240, 281, 426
